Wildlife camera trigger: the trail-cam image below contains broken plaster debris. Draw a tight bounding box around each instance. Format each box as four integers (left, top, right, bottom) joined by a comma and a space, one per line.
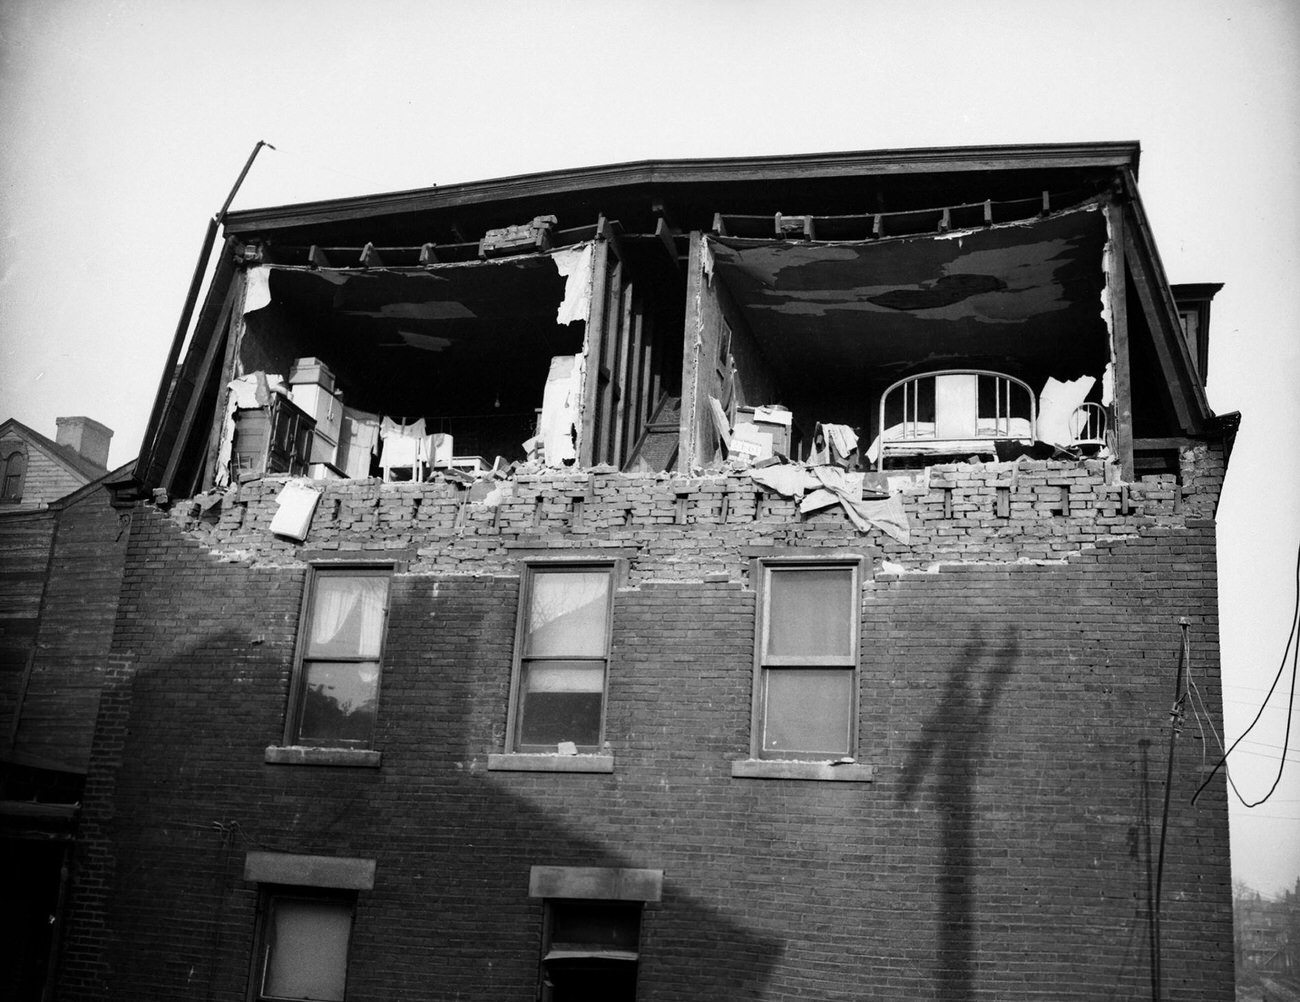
1037, 375, 1097, 448
243, 265, 273, 314
553, 242, 595, 326
700, 237, 715, 284
527, 354, 583, 467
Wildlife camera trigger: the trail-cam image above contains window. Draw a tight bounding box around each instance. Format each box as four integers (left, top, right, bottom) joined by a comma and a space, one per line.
254, 889, 353, 1002
754, 561, 860, 759
509, 564, 614, 752
287, 566, 392, 747
1, 449, 25, 502
541, 899, 641, 1001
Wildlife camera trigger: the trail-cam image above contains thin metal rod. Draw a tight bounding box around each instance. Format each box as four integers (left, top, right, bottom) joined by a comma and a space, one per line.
138, 140, 274, 481
1152, 617, 1190, 1001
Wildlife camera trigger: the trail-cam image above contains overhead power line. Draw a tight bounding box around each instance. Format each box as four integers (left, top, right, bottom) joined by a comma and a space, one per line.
1193, 542, 1300, 809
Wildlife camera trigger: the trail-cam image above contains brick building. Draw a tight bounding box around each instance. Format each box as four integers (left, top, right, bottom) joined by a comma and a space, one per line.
0, 418, 130, 1001
56, 144, 1237, 1000
0, 416, 114, 510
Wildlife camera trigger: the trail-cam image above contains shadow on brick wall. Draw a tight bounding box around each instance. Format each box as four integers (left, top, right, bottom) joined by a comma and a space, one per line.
68, 614, 785, 1000
896, 630, 1019, 999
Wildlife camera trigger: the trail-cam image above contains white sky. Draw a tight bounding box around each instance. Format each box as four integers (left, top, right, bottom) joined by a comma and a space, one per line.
1, 0, 1297, 897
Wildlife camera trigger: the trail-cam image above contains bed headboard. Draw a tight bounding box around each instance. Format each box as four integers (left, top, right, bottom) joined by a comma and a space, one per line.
876, 369, 1037, 469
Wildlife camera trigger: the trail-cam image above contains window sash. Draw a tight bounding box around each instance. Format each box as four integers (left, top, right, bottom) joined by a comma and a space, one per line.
759, 667, 854, 757
289, 567, 391, 748
754, 561, 860, 760
1, 451, 24, 501
510, 564, 614, 752
760, 565, 856, 664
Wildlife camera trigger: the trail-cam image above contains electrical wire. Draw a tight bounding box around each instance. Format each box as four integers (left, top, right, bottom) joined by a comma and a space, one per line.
1192, 542, 1300, 808
1184, 644, 1257, 804
1185, 641, 1211, 771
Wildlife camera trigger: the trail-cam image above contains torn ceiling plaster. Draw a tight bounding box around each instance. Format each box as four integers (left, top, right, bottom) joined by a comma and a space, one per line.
706, 206, 1110, 390
244, 266, 273, 314
395, 332, 453, 351
553, 242, 595, 325
345, 301, 478, 321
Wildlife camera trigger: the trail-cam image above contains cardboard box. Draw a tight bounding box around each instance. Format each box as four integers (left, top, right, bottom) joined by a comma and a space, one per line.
288, 357, 335, 393
734, 406, 792, 458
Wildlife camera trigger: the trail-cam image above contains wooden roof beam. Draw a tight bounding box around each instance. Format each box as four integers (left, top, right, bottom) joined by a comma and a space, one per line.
1118, 167, 1212, 434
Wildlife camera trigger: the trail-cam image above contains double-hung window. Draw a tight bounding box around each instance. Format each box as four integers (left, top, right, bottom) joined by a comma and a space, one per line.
254, 888, 353, 1002
287, 566, 392, 747
754, 561, 860, 759
509, 564, 614, 752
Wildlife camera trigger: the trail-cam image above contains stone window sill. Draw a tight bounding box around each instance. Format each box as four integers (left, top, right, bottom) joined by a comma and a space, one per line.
730, 759, 874, 782
264, 746, 382, 768
487, 753, 614, 774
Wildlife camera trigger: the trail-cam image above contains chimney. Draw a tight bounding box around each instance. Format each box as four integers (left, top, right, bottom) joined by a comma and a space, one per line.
56, 416, 113, 470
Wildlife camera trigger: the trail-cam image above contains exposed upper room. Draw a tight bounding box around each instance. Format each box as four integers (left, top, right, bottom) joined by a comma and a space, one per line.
130, 143, 1226, 501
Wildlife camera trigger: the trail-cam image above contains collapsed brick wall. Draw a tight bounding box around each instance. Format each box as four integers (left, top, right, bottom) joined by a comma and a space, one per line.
60, 449, 1234, 1001
168, 447, 1225, 574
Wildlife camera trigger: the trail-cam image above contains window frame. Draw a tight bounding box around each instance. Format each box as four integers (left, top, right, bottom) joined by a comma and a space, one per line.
506, 561, 617, 754
539, 898, 642, 1002
284, 563, 393, 750
0, 448, 26, 503
251, 886, 355, 1002
751, 558, 862, 761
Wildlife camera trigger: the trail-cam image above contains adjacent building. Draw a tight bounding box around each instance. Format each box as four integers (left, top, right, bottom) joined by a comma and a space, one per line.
0, 417, 129, 1001
50, 143, 1237, 1000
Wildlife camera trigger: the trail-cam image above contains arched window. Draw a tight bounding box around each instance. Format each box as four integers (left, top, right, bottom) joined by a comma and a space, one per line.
1, 449, 26, 502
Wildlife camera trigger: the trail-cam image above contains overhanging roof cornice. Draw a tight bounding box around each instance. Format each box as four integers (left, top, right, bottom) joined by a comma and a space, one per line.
223, 142, 1141, 236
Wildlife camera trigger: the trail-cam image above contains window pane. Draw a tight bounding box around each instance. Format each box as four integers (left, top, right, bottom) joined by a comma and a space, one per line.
526, 571, 610, 657
299, 661, 379, 744
766, 568, 854, 658
762, 668, 852, 756
307, 575, 389, 659
264, 897, 350, 1001
518, 660, 604, 747
551, 901, 641, 951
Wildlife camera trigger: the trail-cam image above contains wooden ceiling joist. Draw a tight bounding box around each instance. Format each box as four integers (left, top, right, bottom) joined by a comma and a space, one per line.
707, 187, 1094, 245
654, 218, 681, 267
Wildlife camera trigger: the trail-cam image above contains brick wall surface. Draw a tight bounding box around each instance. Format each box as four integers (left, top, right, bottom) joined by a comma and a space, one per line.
13, 483, 129, 769
60, 449, 1234, 1001
0, 511, 57, 738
